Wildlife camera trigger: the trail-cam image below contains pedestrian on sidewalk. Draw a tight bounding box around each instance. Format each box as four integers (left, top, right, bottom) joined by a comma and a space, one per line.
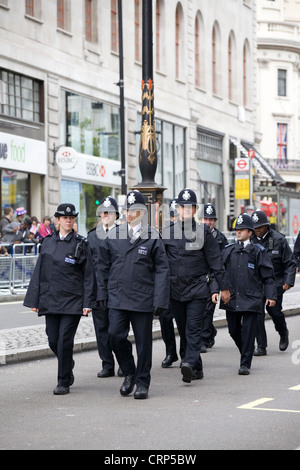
218, 214, 277, 375
251, 210, 296, 355
24, 203, 96, 395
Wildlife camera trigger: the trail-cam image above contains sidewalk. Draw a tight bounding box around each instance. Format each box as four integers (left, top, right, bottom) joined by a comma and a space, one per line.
0, 290, 299, 365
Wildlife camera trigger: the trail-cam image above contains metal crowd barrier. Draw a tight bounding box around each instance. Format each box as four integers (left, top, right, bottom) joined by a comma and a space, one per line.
0, 243, 41, 294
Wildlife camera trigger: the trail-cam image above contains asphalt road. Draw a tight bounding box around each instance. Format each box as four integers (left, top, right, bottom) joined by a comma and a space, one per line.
0, 315, 300, 451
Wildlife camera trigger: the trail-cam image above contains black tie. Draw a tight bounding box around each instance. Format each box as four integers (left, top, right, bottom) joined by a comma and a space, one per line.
240, 242, 244, 248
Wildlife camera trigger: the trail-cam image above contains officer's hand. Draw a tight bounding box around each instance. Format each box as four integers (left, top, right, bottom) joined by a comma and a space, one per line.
83, 308, 92, 316
153, 307, 164, 317
282, 284, 291, 291
31, 307, 39, 313
99, 300, 108, 311
266, 299, 276, 307
211, 293, 219, 304
221, 289, 230, 304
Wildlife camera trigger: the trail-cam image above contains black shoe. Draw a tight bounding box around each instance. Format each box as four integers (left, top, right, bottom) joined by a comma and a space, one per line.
161, 354, 178, 368
53, 385, 70, 395
192, 370, 204, 380
117, 367, 124, 377
134, 386, 149, 399
207, 338, 215, 348
120, 374, 135, 396
97, 368, 115, 378
253, 347, 267, 356
238, 366, 250, 375
279, 329, 289, 351
181, 363, 193, 383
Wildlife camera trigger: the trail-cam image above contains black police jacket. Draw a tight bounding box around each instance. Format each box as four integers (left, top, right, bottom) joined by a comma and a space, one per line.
97, 223, 170, 312
211, 228, 228, 251
24, 230, 96, 315
219, 241, 277, 313
162, 220, 230, 301
251, 228, 296, 294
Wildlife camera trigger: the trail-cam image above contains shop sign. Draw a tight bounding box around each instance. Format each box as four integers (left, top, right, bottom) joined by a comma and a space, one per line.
56, 146, 78, 170
0, 131, 47, 175
61, 151, 121, 186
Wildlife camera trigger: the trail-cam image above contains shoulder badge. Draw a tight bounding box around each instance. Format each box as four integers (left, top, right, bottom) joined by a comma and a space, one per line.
254, 243, 265, 252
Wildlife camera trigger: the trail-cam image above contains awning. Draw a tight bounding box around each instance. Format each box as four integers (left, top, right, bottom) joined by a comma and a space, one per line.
241, 141, 285, 185
230, 138, 285, 185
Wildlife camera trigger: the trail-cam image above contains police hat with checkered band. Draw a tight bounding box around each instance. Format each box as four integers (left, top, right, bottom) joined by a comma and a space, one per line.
203, 203, 217, 219
234, 213, 254, 231
54, 203, 79, 218
96, 196, 119, 218
251, 210, 270, 228
177, 188, 198, 206
126, 190, 147, 211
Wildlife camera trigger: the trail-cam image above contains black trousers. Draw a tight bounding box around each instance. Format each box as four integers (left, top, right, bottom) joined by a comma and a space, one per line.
171, 298, 207, 372
201, 298, 217, 346
108, 309, 153, 388
45, 314, 81, 387
256, 294, 287, 348
226, 310, 257, 369
159, 306, 184, 360
92, 304, 115, 371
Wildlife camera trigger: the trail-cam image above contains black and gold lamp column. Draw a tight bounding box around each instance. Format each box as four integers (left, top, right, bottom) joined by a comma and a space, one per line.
133, 0, 166, 229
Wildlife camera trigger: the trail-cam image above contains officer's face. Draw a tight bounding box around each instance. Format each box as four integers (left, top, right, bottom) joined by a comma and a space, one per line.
100, 211, 116, 228
236, 228, 252, 242
178, 205, 196, 220
57, 216, 76, 233
127, 209, 144, 226
203, 218, 216, 229
254, 225, 268, 239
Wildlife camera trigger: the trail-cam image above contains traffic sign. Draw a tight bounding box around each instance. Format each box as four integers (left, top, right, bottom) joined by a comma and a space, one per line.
248, 149, 255, 159
235, 157, 250, 172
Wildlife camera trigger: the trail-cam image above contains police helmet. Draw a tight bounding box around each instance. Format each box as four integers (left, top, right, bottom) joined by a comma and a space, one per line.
96, 196, 119, 219
126, 190, 147, 211
203, 203, 217, 219
54, 203, 79, 218
177, 188, 197, 206
234, 213, 254, 231
169, 198, 179, 217
251, 210, 270, 228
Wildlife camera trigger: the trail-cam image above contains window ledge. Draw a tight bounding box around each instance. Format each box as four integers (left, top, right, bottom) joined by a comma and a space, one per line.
25, 14, 43, 25
57, 27, 73, 38
0, 4, 9, 11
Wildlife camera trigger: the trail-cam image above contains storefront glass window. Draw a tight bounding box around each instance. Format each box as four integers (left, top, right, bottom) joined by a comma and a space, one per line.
61, 179, 112, 236
60, 90, 121, 161
0, 170, 30, 214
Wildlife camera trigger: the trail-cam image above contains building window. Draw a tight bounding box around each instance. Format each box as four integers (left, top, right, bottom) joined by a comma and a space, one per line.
195, 16, 200, 87
156, 0, 161, 70
0, 69, 43, 123
278, 69, 287, 97
228, 36, 232, 101
1, 170, 30, 216
156, 0, 165, 73
135, 0, 142, 62
60, 90, 121, 161
175, 3, 183, 80
111, 0, 118, 53
85, 0, 92, 42
57, 0, 65, 29
243, 43, 247, 107
277, 123, 287, 168
212, 24, 221, 95
25, 0, 34, 16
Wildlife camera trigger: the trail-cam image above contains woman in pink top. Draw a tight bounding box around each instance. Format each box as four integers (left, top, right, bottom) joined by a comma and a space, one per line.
38, 216, 52, 239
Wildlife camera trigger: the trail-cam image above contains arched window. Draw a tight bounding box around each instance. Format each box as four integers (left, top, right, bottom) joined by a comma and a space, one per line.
195, 16, 200, 87
212, 22, 221, 96
156, 0, 165, 73
175, 3, 184, 80
228, 35, 232, 101
194, 10, 204, 89
228, 31, 236, 102
111, 0, 118, 53
243, 40, 251, 107
135, 0, 142, 62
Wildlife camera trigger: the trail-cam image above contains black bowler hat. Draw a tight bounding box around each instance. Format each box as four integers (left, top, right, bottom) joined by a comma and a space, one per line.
203, 203, 217, 219
234, 213, 254, 231
54, 203, 79, 218
251, 210, 271, 228
97, 196, 119, 218
177, 188, 198, 206
126, 190, 147, 211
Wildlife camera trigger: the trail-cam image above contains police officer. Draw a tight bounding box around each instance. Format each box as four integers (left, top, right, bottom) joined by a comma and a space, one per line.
162, 189, 231, 384
24, 203, 96, 395
159, 198, 184, 368
218, 214, 277, 375
97, 190, 170, 399
200, 203, 228, 352
88, 196, 123, 378
251, 210, 296, 355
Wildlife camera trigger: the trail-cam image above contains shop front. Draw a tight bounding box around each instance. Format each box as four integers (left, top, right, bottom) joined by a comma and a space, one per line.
0, 131, 47, 217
